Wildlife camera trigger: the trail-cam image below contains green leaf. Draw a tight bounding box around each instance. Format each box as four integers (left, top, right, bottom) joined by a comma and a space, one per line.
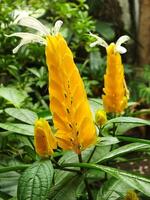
18, 160, 54, 200
97, 165, 150, 197
5, 108, 38, 125
0, 171, 19, 197
90, 51, 101, 71
89, 98, 103, 117
96, 21, 115, 40
62, 163, 150, 197
49, 175, 82, 200
0, 87, 27, 107
96, 143, 150, 163
118, 136, 150, 145
97, 137, 120, 146
0, 123, 34, 136
97, 178, 131, 200
102, 117, 150, 135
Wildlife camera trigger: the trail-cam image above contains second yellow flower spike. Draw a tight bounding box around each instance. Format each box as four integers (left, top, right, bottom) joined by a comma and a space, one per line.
90, 34, 130, 113
102, 43, 128, 113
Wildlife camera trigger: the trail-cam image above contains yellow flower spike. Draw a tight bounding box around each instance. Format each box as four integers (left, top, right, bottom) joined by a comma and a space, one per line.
46, 34, 97, 154
90, 34, 130, 113
95, 109, 107, 126
9, 15, 97, 154
34, 119, 57, 157
124, 190, 139, 200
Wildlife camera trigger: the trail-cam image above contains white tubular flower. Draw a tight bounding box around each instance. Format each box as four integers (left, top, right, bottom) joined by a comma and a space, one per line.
52, 20, 63, 35
6, 15, 63, 53
90, 33, 130, 54
89, 33, 108, 48
6, 33, 46, 53
115, 35, 130, 54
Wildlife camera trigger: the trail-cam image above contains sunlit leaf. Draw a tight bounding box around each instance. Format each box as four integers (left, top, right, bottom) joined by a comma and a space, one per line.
5, 108, 38, 125
0, 123, 34, 136
0, 87, 27, 107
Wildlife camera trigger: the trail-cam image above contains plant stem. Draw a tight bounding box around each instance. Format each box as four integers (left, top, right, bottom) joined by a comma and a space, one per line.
78, 153, 93, 200
87, 146, 96, 163
52, 158, 80, 173
0, 164, 30, 173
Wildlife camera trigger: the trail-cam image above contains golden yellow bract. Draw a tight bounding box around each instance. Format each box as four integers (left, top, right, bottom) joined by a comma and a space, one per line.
102, 43, 128, 113
45, 33, 97, 154
34, 119, 57, 157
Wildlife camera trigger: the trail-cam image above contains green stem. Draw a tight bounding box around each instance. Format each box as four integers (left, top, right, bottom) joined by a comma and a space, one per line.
52, 158, 79, 173
0, 164, 30, 173
87, 146, 97, 163
78, 154, 93, 200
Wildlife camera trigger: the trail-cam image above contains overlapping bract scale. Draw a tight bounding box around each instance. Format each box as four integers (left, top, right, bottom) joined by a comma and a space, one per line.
45, 34, 96, 154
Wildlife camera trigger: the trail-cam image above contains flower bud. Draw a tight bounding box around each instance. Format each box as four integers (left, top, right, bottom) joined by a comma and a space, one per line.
124, 190, 139, 200
34, 118, 57, 157
95, 109, 107, 126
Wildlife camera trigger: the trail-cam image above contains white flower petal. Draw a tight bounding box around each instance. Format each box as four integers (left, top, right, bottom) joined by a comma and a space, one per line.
13, 10, 30, 22
15, 16, 49, 36
90, 41, 100, 48
90, 32, 108, 48
6, 32, 46, 53
116, 35, 130, 47
12, 40, 28, 53
115, 46, 127, 54
6, 32, 46, 44
53, 20, 63, 35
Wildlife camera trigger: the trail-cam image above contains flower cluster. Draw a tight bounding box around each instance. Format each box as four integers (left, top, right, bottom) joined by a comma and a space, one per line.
8, 15, 96, 155
9, 15, 129, 157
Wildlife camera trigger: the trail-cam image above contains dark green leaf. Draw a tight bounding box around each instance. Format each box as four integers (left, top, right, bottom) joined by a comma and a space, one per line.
97, 165, 150, 197
18, 160, 53, 200
0, 171, 19, 197
61, 163, 150, 197
97, 178, 131, 200
96, 21, 115, 40
49, 174, 82, 200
